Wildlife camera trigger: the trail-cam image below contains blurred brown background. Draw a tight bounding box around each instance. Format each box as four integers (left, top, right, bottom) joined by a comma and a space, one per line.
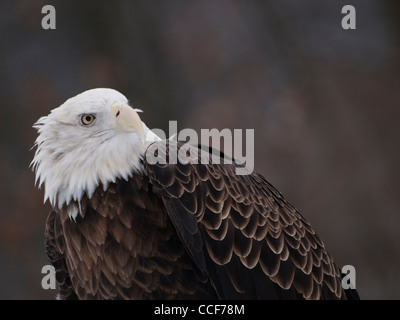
0, 0, 399, 299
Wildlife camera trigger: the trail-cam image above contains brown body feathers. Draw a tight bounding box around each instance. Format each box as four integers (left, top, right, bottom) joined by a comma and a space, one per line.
45, 141, 358, 300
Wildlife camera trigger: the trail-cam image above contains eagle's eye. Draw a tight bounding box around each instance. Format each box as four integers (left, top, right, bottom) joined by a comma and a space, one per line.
81, 114, 95, 125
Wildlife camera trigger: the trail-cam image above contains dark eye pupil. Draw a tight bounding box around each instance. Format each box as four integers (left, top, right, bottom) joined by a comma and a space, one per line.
82, 114, 94, 125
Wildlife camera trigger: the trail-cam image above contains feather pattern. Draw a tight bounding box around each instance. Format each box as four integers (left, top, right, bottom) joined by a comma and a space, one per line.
44, 139, 359, 300
144, 141, 355, 300
45, 175, 217, 299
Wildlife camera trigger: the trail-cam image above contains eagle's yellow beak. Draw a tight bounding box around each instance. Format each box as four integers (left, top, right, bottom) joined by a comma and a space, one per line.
111, 103, 145, 143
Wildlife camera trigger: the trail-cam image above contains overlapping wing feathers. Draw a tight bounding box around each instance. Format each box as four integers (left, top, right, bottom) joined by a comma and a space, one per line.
145, 141, 343, 299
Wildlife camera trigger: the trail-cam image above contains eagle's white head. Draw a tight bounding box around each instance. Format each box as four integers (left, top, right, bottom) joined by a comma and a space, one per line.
31, 88, 159, 214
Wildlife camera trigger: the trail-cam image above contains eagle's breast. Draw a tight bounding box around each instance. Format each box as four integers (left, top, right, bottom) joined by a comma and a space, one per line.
53, 175, 215, 299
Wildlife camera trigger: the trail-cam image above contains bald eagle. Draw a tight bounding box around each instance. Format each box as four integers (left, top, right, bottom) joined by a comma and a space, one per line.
31, 88, 358, 300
